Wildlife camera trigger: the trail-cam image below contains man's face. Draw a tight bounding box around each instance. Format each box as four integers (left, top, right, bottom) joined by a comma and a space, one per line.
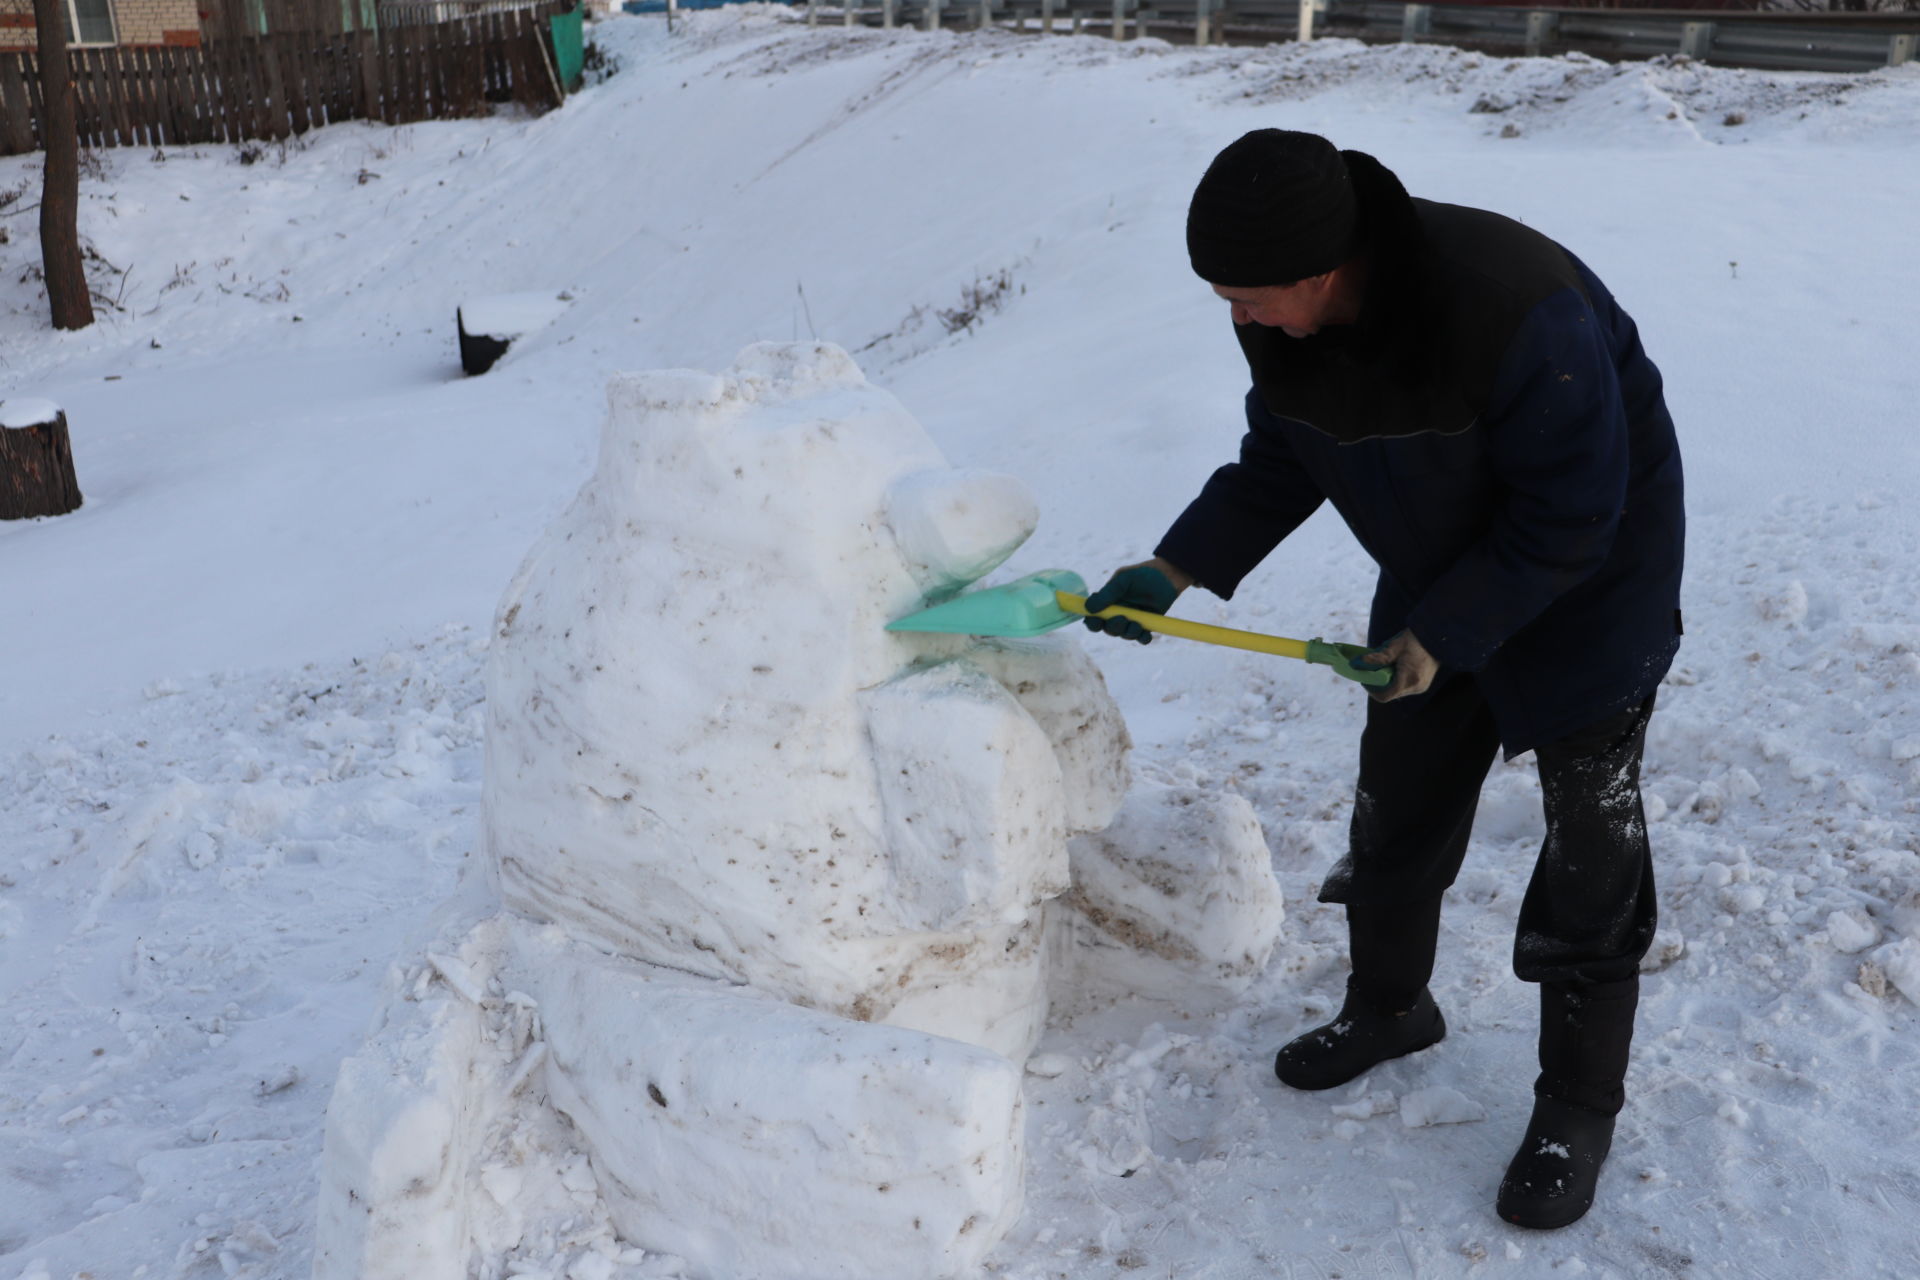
1211, 277, 1337, 339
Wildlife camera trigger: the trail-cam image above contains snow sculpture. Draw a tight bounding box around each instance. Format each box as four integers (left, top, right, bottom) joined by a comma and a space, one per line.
317, 343, 1283, 1280
482, 340, 1130, 1058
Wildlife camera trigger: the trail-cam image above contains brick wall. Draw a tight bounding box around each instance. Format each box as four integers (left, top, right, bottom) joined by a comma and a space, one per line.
0, 0, 33, 52
0, 0, 203, 48
115, 0, 202, 44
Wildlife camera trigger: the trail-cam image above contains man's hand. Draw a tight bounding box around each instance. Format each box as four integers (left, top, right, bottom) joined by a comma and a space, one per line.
1360, 630, 1439, 703
1083, 558, 1192, 644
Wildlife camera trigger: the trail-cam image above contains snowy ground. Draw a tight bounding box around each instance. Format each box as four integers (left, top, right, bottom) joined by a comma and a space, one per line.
3, 10, 1919, 1278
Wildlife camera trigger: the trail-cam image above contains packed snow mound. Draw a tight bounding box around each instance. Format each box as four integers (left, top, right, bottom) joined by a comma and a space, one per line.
482, 340, 1130, 1059
508, 919, 1028, 1280
1060, 785, 1285, 999
315, 965, 490, 1280
317, 910, 1036, 1280
317, 914, 678, 1280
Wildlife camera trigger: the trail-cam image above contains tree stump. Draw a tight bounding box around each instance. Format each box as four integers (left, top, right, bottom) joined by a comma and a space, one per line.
1, 400, 83, 520
458, 292, 571, 376
457, 308, 513, 377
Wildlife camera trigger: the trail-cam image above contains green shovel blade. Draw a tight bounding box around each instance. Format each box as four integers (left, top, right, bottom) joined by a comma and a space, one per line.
886, 570, 1089, 638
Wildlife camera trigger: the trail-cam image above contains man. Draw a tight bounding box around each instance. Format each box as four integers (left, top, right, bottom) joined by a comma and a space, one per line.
1082, 130, 1684, 1229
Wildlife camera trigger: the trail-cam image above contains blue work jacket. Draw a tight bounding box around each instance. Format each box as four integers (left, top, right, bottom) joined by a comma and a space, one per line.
1158, 172, 1684, 756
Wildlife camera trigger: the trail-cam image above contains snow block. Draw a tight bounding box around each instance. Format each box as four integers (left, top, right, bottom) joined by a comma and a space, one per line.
858, 659, 1065, 1058
887, 468, 1038, 599
313, 984, 486, 1280
1061, 786, 1284, 999
510, 924, 1026, 1280
1826, 910, 1879, 955
1875, 937, 1920, 1006
863, 659, 1067, 934
1398, 1086, 1488, 1128
483, 342, 1129, 1055
973, 638, 1132, 835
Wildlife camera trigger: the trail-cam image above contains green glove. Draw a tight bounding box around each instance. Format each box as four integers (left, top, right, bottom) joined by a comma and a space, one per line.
1083, 565, 1180, 644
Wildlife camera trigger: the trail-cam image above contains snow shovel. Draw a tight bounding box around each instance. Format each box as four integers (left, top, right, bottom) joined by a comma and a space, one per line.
886, 570, 1391, 688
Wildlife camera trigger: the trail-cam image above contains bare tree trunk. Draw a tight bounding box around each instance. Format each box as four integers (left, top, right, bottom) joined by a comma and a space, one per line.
32, 0, 93, 332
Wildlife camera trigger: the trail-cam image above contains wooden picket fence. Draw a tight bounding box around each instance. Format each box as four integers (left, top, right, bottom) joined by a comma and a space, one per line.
0, 2, 568, 156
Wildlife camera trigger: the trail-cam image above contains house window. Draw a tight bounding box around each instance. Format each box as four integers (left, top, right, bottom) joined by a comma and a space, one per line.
62, 0, 117, 45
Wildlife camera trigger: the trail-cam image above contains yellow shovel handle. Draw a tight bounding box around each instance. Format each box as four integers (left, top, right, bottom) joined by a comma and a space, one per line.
1056, 592, 1311, 660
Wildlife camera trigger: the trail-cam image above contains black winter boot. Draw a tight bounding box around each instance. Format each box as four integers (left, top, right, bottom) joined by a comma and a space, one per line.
1496, 1096, 1616, 1229
1275, 896, 1448, 1090
1274, 982, 1447, 1091
1496, 977, 1639, 1229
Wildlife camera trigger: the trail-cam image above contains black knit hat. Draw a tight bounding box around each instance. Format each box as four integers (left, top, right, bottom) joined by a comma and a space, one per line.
1187, 130, 1358, 287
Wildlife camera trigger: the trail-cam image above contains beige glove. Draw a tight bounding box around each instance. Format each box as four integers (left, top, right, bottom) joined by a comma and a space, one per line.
1362, 630, 1439, 703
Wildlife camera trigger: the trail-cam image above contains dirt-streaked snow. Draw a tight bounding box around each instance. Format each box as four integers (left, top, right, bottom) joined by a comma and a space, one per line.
1, 10, 1917, 1279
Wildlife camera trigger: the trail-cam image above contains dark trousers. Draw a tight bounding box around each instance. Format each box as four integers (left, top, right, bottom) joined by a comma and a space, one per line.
1320, 673, 1658, 987
1318, 675, 1657, 1111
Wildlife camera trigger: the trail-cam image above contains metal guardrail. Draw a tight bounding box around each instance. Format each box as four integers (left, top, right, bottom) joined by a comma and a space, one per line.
1334, 0, 1917, 70
796, 0, 1919, 73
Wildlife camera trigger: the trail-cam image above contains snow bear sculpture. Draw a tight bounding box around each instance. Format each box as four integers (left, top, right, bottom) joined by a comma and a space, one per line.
482, 340, 1130, 1060
316, 343, 1283, 1280
385, 342, 1128, 1280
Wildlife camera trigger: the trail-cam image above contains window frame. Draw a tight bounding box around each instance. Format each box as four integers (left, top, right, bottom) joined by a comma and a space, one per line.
62, 0, 118, 47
